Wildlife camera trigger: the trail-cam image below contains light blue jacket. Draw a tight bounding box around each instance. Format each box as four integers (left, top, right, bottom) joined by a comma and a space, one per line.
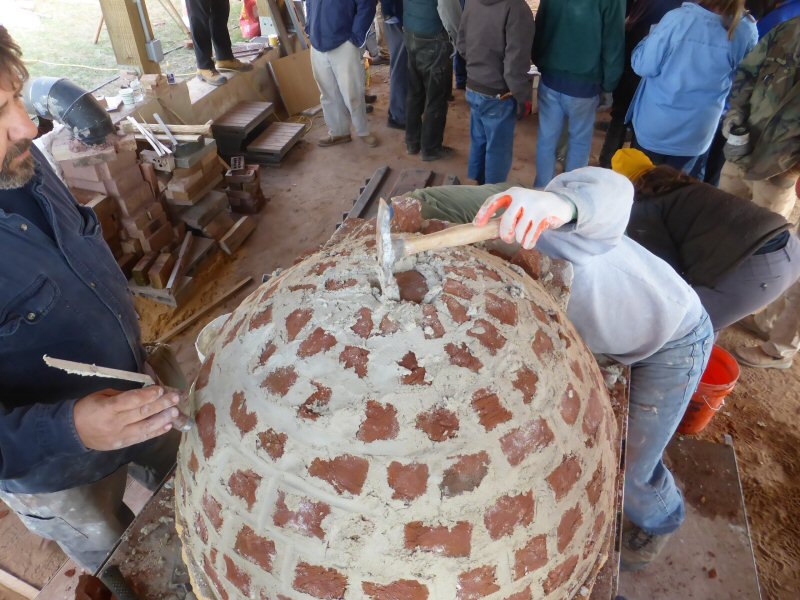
627, 2, 757, 156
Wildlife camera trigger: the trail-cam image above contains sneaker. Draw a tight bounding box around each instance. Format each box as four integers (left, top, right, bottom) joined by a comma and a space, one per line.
733, 345, 793, 369
317, 134, 352, 148
407, 144, 420, 155
387, 116, 405, 130
360, 133, 379, 147
368, 55, 389, 66
737, 315, 768, 340
215, 59, 254, 72
422, 145, 454, 162
620, 521, 673, 572
197, 69, 227, 86
365, 94, 378, 104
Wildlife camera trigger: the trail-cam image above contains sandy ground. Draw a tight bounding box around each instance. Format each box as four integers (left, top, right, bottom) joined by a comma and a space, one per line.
1, 64, 798, 599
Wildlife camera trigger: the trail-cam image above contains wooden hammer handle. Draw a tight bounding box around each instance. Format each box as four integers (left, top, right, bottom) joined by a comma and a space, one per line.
404, 219, 501, 256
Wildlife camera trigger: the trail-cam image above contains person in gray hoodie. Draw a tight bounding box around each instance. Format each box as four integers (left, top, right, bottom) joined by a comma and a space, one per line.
456, 0, 534, 184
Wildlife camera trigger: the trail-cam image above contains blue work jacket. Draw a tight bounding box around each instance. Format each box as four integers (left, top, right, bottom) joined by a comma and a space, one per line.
305, 0, 377, 52
0, 145, 149, 494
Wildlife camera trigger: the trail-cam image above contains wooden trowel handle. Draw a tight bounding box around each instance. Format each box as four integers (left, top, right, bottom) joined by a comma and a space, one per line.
404, 219, 501, 256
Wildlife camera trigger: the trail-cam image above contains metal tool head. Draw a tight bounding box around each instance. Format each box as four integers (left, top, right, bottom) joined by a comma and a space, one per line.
375, 198, 400, 300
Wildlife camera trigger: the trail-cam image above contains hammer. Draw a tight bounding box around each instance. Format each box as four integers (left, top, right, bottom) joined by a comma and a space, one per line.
376, 198, 501, 292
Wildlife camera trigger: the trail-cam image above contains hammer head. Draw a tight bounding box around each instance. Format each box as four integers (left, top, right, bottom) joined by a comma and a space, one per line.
375, 198, 400, 300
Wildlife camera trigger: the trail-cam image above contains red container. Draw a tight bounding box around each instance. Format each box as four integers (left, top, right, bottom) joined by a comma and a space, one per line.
678, 345, 740, 435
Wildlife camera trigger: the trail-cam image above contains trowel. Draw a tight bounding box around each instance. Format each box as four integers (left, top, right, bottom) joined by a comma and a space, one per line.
375, 198, 501, 292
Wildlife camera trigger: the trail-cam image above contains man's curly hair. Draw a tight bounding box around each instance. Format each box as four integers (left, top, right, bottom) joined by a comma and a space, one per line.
0, 26, 29, 91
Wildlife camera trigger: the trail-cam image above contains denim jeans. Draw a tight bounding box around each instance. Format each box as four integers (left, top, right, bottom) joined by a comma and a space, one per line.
466, 89, 517, 185
632, 139, 698, 174
405, 30, 452, 154
384, 21, 408, 125
625, 312, 713, 535
534, 82, 599, 188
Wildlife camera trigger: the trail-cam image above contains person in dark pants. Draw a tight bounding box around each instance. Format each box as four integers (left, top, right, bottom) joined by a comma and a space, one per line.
186, 0, 253, 86
403, 0, 462, 161
382, 0, 408, 129
453, 0, 467, 89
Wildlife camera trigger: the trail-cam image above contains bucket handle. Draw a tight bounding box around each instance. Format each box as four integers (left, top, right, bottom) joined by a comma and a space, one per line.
697, 393, 725, 412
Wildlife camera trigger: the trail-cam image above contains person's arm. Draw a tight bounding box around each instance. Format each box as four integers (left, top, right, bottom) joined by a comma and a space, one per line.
532, 0, 548, 64
630, 8, 679, 78
456, 5, 468, 60
351, 0, 378, 48
438, 0, 463, 43
0, 387, 179, 480
504, 3, 536, 105
305, 0, 315, 36
601, 0, 626, 92
725, 29, 769, 132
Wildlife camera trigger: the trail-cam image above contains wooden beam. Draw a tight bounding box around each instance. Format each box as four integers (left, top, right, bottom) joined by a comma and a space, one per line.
0, 568, 39, 599
98, 0, 161, 74
257, 0, 294, 55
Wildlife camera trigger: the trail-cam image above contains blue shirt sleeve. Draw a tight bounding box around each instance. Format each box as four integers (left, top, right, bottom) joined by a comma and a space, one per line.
0, 399, 87, 481
351, 0, 378, 48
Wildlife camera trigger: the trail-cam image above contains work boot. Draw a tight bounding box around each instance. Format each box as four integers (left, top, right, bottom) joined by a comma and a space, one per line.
197, 69, 227, 86
734, 345, 793, 370
365, 94, 378, 104
620, 521, 673, 572
317, 134, 352, 148
216, 59, 254, 72
736, 315, 768, 340
360, 134, 379, 148
422, 145, 454, 162
387, 116, 405, 130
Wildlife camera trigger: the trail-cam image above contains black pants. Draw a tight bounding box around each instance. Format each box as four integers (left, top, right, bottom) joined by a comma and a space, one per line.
405, 30, 452, 154
185, 0, 234, 70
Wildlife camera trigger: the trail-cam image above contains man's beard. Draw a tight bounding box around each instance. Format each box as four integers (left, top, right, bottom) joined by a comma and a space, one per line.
0, 140, 35, 190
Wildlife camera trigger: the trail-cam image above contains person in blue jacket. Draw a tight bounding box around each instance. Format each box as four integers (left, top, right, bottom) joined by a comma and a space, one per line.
757, 0, 800, 35
306, 0, 380, 148
627, 0, 758, 172
382, 0, 408, 129
0, 28, 182, 571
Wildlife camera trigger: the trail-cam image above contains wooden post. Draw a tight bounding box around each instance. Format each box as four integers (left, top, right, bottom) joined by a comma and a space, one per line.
257, 0, 294, 54
98, 0, 161, 74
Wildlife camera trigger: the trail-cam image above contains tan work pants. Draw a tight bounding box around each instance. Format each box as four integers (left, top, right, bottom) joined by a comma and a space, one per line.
719, 162, 799, 219
753, 279, 800, 359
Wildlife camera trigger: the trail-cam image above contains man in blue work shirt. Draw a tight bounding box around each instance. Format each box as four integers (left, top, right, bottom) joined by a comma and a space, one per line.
0, 27, 182, 571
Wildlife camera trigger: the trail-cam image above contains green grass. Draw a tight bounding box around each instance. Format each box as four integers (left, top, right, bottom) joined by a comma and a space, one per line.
3, 0, 245, 93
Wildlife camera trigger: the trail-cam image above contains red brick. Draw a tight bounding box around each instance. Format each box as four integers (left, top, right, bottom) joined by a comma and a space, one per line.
547, 455, 582, 502
326, 278, 357, 290
299, 382, 333, 420
340, 346, 370, 378
514, 535, 548, 579
357, 400, 399, 442
477, 265, 502, 281
259, 342, 277, 366
586, 463, 604, 506
404, 521, 472, 557
445, 342, 483, 372
309, 454, 370, 495
532, 329, 555, 359
582, 389, 605, 440
570, 359, 585, 382
560, 384, 580, 425
222, 317, 245, 348
249, 305, 273, 331
273, 490, 331, 539
258, 428, 287, 460
235, 525, 276, 571
416, 407, 459, 442
471, 388, 512, 431
352, 307, 374, 338
445, 265, 478, 280
500, 419, 555, 466
286, 308, 313, 341
444, 278, 474, 300
395, 270, 428, 303
422, 305, 445, 338
298, 327, 338, 358
202, 492, 224, 531
188, 452, 199, 476
457, 566, 500, 600
262, 366, 298, 396
512, 366, 538, 404
390, 197, 423, 233
293, 562, 348, 599
224, 554, 251, 596
230, 390, 257, 434
195, 352, 214, 391
557, 504, 583, 552
398, 351, 430, 386
484, 492, 535, 540
387, 462, 428, 501
441, 452, 490, 497
585, 511, 608, 559
228, 469, 261, 510
310, 260, 337, 275
203, 554, 229, 600
504, 589, 532, 600
195, 512, 208, 544
289, 283, 316, 292
467, 318, 507, 355
363, 579, 429, 600
444, 295, 470, 324
543, 555, 579, 594
380, 315, 400, 335
486, 292, 518, 326
196, 403, 217, 459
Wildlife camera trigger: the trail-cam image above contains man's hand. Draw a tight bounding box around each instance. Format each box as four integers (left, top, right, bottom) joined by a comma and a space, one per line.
722, 113, 743, 139
474, 187, 576, 249
597, 92, 613, 112
516, 100, 532, 121
73, 386, 180, 451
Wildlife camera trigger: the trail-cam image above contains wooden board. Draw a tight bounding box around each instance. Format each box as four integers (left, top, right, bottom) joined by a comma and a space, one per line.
389, 169, 435, 198
98, 0, 160, 74
246, 122, 305, 163
268, 49, 320, 116
211, 101, 275, 135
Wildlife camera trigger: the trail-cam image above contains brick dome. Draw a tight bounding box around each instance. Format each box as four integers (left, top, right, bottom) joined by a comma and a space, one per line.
175, 220, 617, 600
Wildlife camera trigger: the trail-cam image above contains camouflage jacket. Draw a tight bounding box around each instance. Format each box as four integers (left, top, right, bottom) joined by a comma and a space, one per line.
726, 16, 800, 180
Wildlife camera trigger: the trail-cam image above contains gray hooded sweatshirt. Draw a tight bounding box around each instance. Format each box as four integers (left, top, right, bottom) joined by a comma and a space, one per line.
456, 0, 535, 103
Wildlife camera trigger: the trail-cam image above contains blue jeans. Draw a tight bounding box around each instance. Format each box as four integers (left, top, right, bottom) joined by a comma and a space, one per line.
467, 89, 517, 185
632, 139, 698, 174
534, 83, 599, 188
625, 312, 713, 535
384, 21, 408, 125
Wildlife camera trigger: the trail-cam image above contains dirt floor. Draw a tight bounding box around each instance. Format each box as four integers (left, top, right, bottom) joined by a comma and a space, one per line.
1, 60, 798, 600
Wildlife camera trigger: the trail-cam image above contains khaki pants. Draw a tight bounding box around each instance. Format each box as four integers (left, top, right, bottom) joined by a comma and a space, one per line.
719, 162, 799, 219
311, 42, 370, 138
753, 279, 800, 359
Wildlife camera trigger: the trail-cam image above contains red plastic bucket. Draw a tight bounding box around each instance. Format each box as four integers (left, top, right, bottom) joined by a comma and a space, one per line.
678, 345, 740, 435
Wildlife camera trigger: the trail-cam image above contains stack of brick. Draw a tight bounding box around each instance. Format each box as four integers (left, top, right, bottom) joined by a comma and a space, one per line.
164, 151, 223, 213
224, 164, 265, 214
